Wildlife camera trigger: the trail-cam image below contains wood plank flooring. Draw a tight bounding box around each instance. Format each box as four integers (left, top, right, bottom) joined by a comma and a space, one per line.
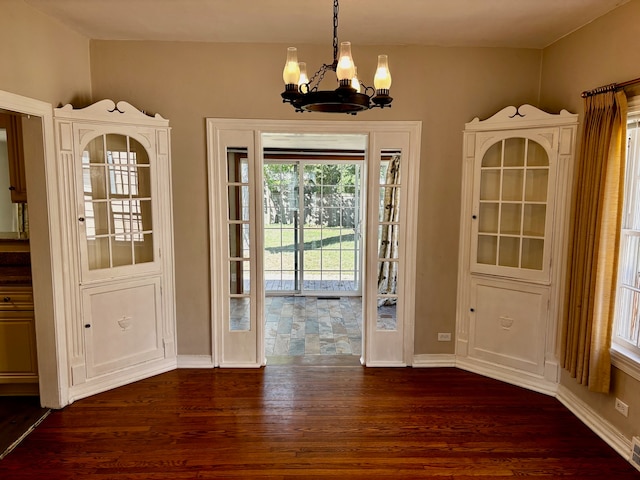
0, 367, 638, 479
0, 396, 50, 459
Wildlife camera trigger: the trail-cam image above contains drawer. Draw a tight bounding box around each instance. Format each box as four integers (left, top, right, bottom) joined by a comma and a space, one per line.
0, 287, 34, 311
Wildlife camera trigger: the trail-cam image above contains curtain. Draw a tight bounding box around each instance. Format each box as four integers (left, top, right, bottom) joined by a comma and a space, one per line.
562, 90, 627, 393
377, 155, 400, 306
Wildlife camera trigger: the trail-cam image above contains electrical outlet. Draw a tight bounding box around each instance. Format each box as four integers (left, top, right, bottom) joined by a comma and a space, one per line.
437, 332, 452, 342
615, 398, 629, 417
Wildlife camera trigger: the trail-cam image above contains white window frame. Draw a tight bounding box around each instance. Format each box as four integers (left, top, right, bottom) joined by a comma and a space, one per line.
612, 96, 640, 381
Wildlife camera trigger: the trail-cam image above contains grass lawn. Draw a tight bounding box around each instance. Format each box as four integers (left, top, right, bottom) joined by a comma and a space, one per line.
264, 223, 358, 277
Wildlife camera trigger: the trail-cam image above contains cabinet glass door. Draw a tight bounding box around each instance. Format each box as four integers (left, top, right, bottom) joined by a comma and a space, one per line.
473, 137, 552, 281
81, 134, 154, 272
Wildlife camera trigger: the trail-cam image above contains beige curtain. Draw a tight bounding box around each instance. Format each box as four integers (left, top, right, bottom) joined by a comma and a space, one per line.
562, 90, 627, 393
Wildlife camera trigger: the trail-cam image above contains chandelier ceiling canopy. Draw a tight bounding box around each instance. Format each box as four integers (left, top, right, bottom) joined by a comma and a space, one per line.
281, 0, 393, 115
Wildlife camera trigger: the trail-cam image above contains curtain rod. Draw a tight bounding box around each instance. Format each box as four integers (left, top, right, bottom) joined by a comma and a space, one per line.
581, 76, 640, 98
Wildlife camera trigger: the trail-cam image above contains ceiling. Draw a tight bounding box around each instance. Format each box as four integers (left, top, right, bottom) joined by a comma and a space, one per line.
25, 0, 629, 49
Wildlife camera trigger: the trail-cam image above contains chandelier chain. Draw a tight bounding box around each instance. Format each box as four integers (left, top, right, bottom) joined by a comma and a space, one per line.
333, 0, 339, 63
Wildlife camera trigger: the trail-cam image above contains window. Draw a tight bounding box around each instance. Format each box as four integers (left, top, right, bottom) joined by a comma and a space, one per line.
612, 100, 640, 378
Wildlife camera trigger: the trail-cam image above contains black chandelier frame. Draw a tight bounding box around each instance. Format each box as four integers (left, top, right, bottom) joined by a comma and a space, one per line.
281, 0, 392, 114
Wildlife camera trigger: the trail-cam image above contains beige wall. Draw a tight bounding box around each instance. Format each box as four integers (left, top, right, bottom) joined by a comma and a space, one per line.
0, 0, 91, 106
89, 40, 541, 355
540, 0, 640, 440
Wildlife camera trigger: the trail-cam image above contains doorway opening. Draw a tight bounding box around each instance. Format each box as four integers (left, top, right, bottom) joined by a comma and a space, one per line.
262, 133, 365, 365
208, 118, 421, 368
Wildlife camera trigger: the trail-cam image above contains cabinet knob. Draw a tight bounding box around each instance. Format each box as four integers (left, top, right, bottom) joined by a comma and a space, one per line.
472, 215, 477, 220
84, 324, 91, 328
78, 217, 85, 222
3, 297, 10, 302
470, 308, 475, 312
8, 186, 15, 191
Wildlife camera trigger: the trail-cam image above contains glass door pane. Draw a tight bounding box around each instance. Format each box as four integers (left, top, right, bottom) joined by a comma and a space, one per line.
82, 134, 154, 271
227, 148, 251, 331
376, 152, 401, 330
263, 162, 300, 293
263, 161, 362, 295
303, 163, 361, 293
474, 138, 549, 272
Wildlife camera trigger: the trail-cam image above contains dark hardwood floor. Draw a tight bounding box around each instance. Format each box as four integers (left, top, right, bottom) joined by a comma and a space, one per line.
0, 396, 49, 459
0, 367, 638, 479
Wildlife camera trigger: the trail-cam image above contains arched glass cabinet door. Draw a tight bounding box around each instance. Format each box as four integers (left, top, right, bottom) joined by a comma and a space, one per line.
471, 136, 556, 282
79, 133, 158, 279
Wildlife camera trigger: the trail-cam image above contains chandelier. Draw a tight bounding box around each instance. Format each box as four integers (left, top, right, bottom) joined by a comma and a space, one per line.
281, 0, 393, 114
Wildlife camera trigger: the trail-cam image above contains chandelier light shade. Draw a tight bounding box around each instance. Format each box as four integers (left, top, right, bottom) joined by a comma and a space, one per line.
280, 0, 393, 114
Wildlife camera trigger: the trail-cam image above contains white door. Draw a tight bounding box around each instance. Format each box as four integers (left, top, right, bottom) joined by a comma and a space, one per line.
209, 129, 263, 367
365, 130, 419, 366
207, 120, 421, 368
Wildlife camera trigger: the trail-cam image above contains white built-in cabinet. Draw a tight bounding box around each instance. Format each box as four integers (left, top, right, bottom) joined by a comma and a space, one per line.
456, 105, 577, 393
54, 100, 176, 402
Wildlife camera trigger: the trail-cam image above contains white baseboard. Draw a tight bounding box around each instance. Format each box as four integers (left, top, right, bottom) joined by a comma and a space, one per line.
412, 354, 456, 367
456, 357, 558, 396
177, 355, 215, 368
365, 361, 407, 367
67, 358, 178, 405
556, 385, 631, 459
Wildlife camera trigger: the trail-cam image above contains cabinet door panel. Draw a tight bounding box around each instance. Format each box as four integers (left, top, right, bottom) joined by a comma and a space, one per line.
83, 278, 163, 378
0, 313, 37, 375
469, 278, 547, 375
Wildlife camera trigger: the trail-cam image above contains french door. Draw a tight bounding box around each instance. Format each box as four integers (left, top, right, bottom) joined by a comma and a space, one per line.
207, 120, 421, 367
264, 160, 363, 296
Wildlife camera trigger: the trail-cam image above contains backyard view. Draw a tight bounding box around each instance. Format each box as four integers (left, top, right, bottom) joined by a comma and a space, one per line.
263, 162, 361, 293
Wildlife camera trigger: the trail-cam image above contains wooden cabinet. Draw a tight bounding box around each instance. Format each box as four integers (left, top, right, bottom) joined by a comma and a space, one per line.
0, 285, 38, 395
456, 105, 577, 393
0, 113, 27, 203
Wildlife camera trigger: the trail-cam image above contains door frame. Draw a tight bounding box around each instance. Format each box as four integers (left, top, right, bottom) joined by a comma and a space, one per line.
207, 119, 421, 367
0, 89, 68, 408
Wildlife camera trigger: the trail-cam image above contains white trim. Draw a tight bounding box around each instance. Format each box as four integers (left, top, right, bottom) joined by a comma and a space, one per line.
611, 345, 640, 382
557, 384, 631, 460
67, 358, 177, 404
465, 104, 578, 130
365, 361, 407, 367
56, 100, 167, 125
456, 357, 558, 396
412, 354, 456, 367
612, 103, 640, 376
177, 355, 215, 368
